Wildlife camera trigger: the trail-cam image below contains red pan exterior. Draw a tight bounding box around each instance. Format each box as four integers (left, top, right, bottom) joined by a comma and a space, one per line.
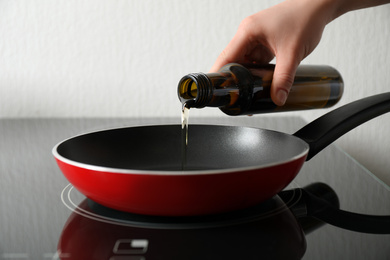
55, 153, 307, 216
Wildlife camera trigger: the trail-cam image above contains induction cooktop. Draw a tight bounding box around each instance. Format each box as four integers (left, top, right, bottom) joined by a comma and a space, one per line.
0, 117, 389, 259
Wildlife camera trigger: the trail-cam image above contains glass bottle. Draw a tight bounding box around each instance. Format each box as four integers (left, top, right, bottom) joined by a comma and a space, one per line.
177, 63, 344, 115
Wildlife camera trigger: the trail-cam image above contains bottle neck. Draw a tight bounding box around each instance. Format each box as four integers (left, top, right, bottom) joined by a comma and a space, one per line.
177, 73, 213, 108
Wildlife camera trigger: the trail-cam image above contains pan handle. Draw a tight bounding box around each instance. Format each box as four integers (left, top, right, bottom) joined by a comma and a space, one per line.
293, 92, 390, 160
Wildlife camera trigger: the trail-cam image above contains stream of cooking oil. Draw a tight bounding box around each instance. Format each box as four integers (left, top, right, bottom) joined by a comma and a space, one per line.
181, 102, 190, 170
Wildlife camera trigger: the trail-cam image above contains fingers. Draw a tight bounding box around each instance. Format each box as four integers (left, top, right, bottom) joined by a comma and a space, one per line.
210, 15, 273, 73
210, 7, 308, 106
210, 28, 253, 73
271, 51, 301, 106
212, 35, 300, 107
211, 42, 275, 73
211, 26, 302, 107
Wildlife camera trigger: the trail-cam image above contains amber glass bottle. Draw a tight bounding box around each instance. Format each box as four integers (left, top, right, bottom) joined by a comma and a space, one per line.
177, 63, 344, 115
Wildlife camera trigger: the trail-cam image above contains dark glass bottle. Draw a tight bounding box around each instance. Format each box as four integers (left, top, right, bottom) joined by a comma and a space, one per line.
177, 63, 344, 115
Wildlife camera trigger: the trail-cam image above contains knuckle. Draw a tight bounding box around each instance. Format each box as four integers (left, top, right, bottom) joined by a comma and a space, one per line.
239, 15, 255, 28
238, 15, 256, 37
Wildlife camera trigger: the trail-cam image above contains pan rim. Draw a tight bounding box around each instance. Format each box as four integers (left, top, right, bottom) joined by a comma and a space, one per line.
52, 124, 310, 176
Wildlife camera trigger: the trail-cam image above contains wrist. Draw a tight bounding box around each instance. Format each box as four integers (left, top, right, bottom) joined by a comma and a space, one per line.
285, 0, 341, 24
322, 0, 390, 20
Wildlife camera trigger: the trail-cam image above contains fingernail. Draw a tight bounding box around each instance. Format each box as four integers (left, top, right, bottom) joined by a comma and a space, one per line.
276, 89, 288, 106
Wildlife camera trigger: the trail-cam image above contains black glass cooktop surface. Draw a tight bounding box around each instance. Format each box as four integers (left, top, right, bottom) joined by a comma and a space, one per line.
0, 117, 389, 260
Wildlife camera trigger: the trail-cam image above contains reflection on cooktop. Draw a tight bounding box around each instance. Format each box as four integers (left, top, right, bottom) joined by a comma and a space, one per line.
58, 182, 343, 259
59, 184, 308, 260
58, 181, 390, 259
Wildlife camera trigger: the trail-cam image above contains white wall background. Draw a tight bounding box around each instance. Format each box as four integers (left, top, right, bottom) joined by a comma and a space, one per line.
0, 0, 389, 185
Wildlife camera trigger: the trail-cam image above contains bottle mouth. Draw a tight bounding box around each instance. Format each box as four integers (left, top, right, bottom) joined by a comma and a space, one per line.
178, 77, 198, 101
177, 73, 211, 108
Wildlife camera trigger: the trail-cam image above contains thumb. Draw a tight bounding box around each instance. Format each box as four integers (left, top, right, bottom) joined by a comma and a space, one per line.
271, 53, 301, 106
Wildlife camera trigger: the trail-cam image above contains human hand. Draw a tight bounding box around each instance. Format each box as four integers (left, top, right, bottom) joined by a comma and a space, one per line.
210, 0, 336, 106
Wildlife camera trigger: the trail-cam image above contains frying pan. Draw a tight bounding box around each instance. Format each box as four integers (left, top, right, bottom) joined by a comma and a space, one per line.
53, 93, 390, 216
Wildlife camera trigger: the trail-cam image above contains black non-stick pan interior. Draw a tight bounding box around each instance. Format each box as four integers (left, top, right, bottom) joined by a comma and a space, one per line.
57, 125, 309, 172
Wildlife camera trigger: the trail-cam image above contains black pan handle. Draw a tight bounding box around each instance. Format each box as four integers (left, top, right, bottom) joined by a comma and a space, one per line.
293, 92, 390, 160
